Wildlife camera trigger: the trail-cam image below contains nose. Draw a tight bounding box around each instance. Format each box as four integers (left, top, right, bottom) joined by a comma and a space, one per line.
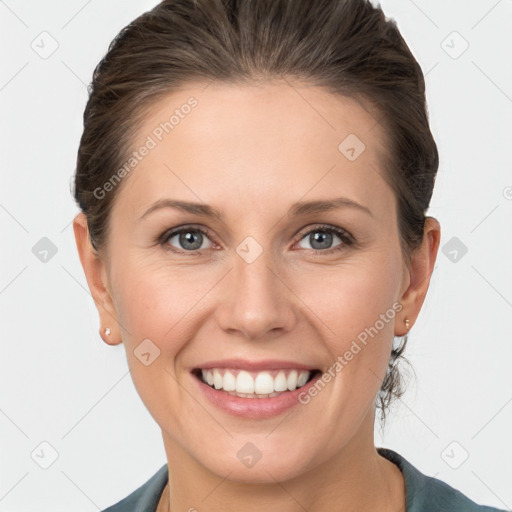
215, 248, 297, 341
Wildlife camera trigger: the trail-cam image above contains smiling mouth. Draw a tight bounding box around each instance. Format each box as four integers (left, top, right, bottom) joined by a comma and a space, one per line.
192, 368, 321, 399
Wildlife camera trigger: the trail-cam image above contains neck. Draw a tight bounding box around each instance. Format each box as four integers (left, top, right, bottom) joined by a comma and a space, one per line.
160, 413, 405, 512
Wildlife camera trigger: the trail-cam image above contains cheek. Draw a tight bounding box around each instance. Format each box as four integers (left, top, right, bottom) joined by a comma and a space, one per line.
111, 260, 222, 394
111, 264, 198, 426
291, 253, 401, 396
114, 259, 207, 344
293, 251, 401, 336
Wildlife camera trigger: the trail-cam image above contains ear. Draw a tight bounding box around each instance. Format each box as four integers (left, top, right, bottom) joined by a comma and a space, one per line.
395, 216, 441, 336
72, 212, 123, 346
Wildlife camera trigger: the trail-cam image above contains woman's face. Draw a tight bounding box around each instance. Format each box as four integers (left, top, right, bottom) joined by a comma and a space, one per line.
79, 80, 425, 482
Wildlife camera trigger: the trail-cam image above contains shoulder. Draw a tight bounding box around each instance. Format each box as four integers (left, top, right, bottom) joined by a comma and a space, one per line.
101, 464, 168, 512
378, 448, 506, 512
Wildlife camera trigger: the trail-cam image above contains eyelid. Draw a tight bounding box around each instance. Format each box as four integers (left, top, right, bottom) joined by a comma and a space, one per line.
295, 223, 354, 243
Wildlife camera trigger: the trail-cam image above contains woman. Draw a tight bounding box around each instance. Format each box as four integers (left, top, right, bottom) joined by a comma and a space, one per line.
72, 0, 505, 510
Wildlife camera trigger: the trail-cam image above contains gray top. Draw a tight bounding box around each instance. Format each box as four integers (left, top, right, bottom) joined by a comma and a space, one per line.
102, 447, 506, 511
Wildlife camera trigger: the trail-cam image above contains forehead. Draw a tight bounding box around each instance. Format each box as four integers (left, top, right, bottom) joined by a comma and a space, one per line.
111, 80, 394, 222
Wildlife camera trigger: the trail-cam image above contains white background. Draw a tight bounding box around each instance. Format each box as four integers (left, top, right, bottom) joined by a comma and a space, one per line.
1, 0, 511, 510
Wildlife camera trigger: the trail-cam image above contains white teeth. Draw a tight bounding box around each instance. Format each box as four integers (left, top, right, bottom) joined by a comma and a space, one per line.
236, 370, 255, 394
199, 368, 312, 396
297, 371, 309, 387
223, 371, 236, 391
274, 371, 288, 392
202, 369, 214, 386
287, 370, 298, 391
254, 372, 274, 394
213, 369, 223, 389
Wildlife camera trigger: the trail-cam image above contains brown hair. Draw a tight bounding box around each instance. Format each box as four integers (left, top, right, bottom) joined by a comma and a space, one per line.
73, 0, 438, 423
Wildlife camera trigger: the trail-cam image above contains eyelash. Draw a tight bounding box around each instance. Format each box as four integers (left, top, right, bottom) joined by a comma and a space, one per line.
158, 223, 355, 256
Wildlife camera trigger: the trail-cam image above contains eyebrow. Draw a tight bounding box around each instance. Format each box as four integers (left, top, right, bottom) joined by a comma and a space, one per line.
140, 197, 373, 220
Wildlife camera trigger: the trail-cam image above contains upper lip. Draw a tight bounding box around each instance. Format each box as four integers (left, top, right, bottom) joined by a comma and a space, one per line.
193, 359, 318, 371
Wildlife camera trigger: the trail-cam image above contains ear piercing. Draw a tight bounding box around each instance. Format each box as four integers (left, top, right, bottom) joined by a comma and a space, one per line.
105, 327, 111, 336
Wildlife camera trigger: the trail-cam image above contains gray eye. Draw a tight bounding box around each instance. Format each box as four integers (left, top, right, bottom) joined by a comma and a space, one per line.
297, 230, 343, 251
166, 229, 211, 251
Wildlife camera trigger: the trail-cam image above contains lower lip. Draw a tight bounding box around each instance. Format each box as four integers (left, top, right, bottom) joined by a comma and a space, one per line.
193, 372, 322, 419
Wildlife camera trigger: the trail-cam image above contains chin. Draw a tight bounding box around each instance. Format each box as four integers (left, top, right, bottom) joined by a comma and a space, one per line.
192, 440, 322, 484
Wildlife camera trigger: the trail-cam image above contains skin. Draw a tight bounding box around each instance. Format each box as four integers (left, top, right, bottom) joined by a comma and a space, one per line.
74, 80, 440, 511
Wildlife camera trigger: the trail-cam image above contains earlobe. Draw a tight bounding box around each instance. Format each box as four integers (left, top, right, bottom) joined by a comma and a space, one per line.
395, 217, 441, 337
99, 325, 122, 346
394, 315, 412, 338
72, 213, 123, 346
